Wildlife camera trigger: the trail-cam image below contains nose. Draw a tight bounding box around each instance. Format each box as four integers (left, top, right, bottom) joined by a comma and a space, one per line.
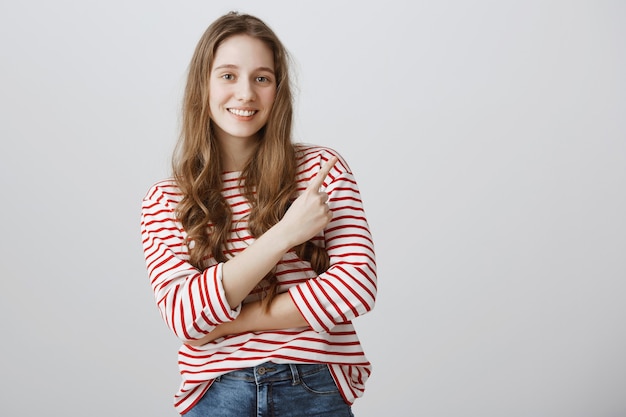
236, 79, 255, 102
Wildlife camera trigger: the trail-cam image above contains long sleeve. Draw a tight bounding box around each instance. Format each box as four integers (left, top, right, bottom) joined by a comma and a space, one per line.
141, 148, 376, 414
140, 181, 240, 342
289, 149, 377, 333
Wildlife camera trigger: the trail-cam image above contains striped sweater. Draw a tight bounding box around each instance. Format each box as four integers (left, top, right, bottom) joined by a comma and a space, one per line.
140, 145, 377, 414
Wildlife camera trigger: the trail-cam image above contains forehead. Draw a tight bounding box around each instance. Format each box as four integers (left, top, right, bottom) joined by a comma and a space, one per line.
212, 34, 274, 70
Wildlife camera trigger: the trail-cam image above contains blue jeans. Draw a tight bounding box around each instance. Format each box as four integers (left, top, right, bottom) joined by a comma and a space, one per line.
184, 362, 355, 417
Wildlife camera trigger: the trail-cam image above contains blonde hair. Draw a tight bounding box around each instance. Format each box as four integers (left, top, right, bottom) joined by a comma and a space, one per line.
172, 12, 328, 307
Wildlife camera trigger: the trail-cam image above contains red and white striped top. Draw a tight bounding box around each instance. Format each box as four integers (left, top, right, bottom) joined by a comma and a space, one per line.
141, 145, 377, 414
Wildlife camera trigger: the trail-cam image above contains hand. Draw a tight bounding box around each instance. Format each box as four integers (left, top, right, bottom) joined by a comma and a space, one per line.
278, 156, 338, 248
185, 332, 218, 347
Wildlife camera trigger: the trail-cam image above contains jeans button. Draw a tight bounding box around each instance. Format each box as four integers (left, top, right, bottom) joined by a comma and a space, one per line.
258, 367, 266, 375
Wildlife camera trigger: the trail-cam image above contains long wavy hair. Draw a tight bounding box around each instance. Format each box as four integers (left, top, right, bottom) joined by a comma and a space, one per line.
172, 12, 328, 308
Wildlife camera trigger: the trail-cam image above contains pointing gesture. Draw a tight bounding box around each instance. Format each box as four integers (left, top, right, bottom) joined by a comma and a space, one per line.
308, 156, 338, 192
278, 156, 338, 248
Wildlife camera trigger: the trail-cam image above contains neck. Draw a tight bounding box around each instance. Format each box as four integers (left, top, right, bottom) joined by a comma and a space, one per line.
219, 137, 258, 172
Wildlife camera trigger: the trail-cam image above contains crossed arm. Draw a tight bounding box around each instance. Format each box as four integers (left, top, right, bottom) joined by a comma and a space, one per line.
185, 292, 306, 346
185, 157, 338, 346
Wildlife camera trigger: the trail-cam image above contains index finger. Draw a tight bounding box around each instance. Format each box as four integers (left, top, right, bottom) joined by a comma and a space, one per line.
308, 156, 338, 191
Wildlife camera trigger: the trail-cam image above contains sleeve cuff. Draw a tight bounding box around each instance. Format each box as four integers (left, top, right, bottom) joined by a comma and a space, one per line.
204, 262, 241, 323
288, 283, 333, 334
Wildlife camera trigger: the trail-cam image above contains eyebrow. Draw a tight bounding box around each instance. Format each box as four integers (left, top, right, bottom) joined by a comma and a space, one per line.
212, 64, 275, 74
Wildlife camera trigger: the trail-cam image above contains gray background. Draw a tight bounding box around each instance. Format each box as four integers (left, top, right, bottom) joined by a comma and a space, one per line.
1, 1, 625, 416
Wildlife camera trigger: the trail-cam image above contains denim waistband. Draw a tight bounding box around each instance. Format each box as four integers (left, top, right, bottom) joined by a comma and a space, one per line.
216, 362, 327, 385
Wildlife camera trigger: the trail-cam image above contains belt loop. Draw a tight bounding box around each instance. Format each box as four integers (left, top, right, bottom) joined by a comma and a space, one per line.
289, 364, 300, 385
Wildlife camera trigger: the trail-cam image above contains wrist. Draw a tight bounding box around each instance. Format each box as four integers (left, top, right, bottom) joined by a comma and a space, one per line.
265, 222, 296, 253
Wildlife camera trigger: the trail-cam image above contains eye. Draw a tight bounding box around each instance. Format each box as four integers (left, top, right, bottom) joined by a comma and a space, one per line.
221, 73, 234, 80
256, 76, 270, 83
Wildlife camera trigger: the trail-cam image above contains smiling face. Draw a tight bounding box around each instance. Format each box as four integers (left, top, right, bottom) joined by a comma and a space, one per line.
209, 34, 277, 150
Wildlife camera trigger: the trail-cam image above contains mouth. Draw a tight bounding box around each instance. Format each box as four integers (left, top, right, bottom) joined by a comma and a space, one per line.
228, 108, 257, 117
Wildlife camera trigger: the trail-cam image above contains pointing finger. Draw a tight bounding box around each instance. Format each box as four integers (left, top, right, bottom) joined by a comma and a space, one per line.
308, 156, 338, 191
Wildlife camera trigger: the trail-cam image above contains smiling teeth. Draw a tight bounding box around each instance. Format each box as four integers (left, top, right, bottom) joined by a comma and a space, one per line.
229, 109, 256, 117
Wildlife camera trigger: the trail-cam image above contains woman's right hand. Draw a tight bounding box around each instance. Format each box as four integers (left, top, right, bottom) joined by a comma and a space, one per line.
277, 156, 338, 248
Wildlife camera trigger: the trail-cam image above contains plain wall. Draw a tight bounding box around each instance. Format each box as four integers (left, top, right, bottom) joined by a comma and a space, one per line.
1, 1, 624, 416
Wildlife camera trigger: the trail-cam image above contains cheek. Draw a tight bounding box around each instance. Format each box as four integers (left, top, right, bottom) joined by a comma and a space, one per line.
208, 88, 225, 115
263, 90, 277, 108
208, 81, 226, 102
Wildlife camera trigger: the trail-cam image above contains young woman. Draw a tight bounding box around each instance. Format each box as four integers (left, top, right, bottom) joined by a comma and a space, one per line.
141, 11, 377, 416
